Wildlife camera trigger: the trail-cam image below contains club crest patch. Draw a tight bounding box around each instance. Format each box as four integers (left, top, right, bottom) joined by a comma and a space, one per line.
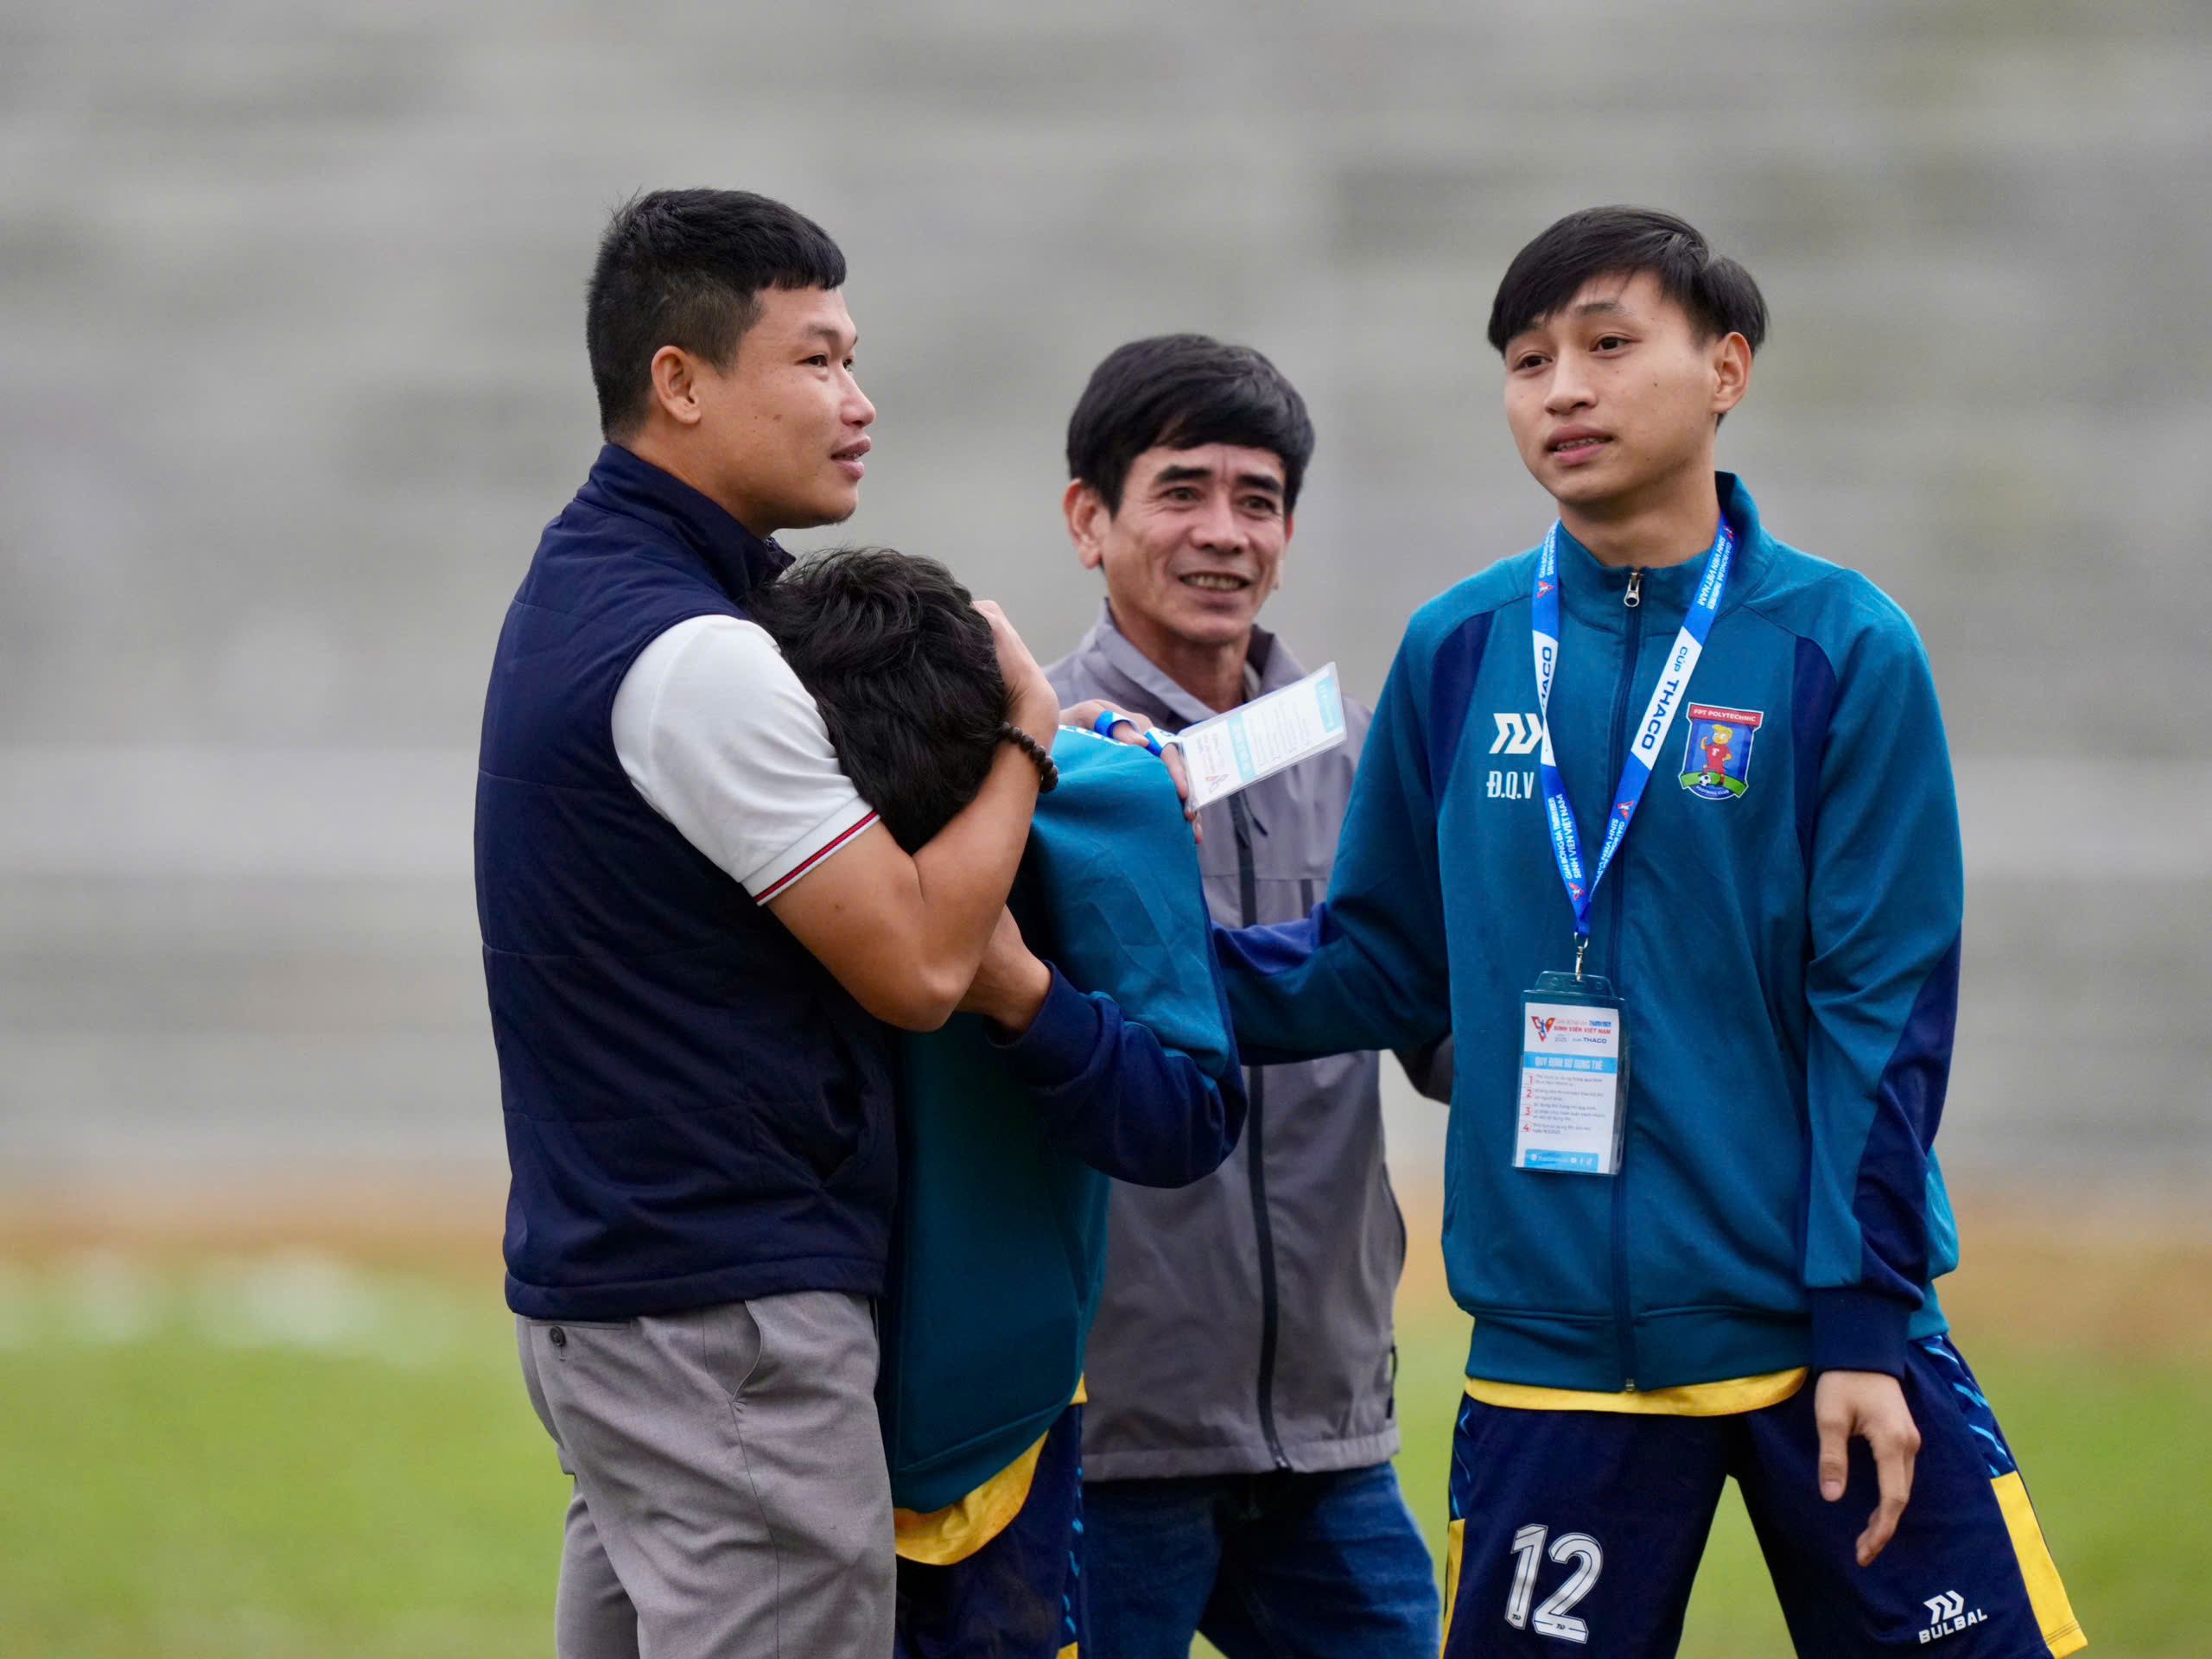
1680, 704, 1764, 800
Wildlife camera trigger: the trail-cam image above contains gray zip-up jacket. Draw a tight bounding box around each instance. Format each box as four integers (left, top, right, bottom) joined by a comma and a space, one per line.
1048, 603, 1449, 1480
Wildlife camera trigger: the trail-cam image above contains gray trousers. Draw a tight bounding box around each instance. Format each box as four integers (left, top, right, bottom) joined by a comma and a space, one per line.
518, 1290, 896, 1658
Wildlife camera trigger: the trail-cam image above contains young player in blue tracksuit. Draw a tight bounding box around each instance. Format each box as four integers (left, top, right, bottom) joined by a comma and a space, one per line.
1211, 208, 2083, 1657
882, 726, 1243, 1659
748, 548, 1244, 1659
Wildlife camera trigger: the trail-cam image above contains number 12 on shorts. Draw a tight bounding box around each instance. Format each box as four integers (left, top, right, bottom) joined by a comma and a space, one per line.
1505, 1524, 1603, 1643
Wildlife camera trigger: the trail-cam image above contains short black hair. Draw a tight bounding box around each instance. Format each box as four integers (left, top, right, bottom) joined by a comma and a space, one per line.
747, 548, 1008, 854
1486, 207, 1768, 356
1066, 334, 1316, 514
586, 188, 847, 440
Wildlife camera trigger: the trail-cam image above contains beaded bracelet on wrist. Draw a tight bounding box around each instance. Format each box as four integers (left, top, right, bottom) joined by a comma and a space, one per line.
998, 722, 1059, 792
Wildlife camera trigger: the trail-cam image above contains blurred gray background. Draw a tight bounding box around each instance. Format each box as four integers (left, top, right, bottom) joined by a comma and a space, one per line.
3, 0, 2207, 1221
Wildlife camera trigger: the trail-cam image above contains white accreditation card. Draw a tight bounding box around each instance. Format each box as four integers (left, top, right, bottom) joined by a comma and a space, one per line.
1513, 977, 1629, 1175
1177, 662, 1349, 810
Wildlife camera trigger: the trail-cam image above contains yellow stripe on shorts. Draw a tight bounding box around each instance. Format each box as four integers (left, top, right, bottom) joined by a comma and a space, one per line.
1439, 1517, 1466, 1657
1992, 1471, 2086, 1656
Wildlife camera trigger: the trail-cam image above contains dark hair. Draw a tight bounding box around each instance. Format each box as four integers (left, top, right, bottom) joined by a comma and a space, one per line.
586, 188, 847, 440
747, 548, 1009, 853
1066, 334, 1316, 513
1486, 207, 1768, 356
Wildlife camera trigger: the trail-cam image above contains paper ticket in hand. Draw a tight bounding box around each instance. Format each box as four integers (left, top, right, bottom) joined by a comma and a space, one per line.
1176, 662, 1348, 810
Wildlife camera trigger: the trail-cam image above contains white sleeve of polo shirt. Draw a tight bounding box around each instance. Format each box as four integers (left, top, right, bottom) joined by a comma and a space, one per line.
610, 613, 879, 901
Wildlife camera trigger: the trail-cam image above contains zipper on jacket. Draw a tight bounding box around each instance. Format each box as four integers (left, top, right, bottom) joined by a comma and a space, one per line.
1229, 792, 1292, 1470
1604, 588, 1643, 1391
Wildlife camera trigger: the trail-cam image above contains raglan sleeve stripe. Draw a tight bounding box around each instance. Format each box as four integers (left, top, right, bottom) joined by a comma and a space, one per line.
1796, 605, 1965, 1377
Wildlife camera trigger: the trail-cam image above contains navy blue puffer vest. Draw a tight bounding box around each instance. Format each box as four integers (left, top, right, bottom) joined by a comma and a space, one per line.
476, 444, 894, 1319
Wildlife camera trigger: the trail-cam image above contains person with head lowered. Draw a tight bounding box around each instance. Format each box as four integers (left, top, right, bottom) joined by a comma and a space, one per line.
1209, 207, 2084, 1657
1046, 335, 1448, 1657
750, 545, 1248, 1659
474, 189, 1063, 1657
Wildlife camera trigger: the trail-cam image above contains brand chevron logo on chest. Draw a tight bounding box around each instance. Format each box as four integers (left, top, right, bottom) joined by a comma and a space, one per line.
1486, 710, 1544, 802
1490, 712, 1546, 755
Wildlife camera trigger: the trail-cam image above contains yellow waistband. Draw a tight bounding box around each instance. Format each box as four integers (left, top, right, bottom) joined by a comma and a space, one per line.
1464, 1367, 1808, 1416
893, 1431, 1047, 1566
892, 1382, 1084, 1566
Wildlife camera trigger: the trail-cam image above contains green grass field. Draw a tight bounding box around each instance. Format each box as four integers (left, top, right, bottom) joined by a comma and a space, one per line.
0, 1232, 2203, 1658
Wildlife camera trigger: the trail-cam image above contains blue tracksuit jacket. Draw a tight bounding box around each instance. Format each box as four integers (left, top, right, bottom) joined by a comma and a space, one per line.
880, 733, 1246, 1512
1214, 474, 1964, 1393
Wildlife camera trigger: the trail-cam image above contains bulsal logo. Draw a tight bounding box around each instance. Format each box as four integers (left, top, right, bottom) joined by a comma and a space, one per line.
1491, 713, 1546, 756
1919, 1591, 1985, 1643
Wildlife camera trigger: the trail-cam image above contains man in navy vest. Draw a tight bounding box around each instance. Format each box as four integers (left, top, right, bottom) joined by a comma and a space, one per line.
476, 189, 1064, 1658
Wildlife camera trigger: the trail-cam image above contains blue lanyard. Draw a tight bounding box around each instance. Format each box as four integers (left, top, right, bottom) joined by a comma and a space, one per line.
1531, 518, 1734, 968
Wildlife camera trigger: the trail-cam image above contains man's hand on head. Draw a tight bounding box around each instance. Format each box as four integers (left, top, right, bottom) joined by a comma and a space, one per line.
975, 601, 1059, 745
1061, 699, 1200, 842
1814, 1368, 1922, 1567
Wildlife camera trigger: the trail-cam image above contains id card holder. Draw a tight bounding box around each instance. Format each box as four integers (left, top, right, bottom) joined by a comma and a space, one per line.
1513, 969, 1630, 1176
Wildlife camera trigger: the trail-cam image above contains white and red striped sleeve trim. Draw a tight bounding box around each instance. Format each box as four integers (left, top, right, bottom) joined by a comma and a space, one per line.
748, 802, 880, 902
613, 616, 884, 902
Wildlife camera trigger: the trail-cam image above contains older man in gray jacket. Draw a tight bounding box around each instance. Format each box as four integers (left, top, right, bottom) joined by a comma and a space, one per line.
1046, 335, 1449, 1658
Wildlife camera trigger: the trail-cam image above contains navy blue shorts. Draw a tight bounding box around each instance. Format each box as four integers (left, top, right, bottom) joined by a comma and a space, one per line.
895, 1402, 1086, 1659
1440, 1336, 2083, 1657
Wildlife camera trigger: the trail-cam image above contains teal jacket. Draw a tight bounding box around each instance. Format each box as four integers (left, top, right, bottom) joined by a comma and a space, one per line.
879, 732, 1245, 1511
1215, 476, 1963, 1392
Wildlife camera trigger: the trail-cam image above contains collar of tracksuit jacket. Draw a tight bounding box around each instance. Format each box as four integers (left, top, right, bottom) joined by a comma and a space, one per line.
1548, 471, 1777, 633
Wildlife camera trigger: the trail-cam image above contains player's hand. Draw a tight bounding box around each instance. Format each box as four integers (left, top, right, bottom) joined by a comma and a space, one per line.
1060, 699, 1200, 842
975, 601, 1059, 747
1815, 1369, 1921, 1567
956, 906, 1052, 1034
